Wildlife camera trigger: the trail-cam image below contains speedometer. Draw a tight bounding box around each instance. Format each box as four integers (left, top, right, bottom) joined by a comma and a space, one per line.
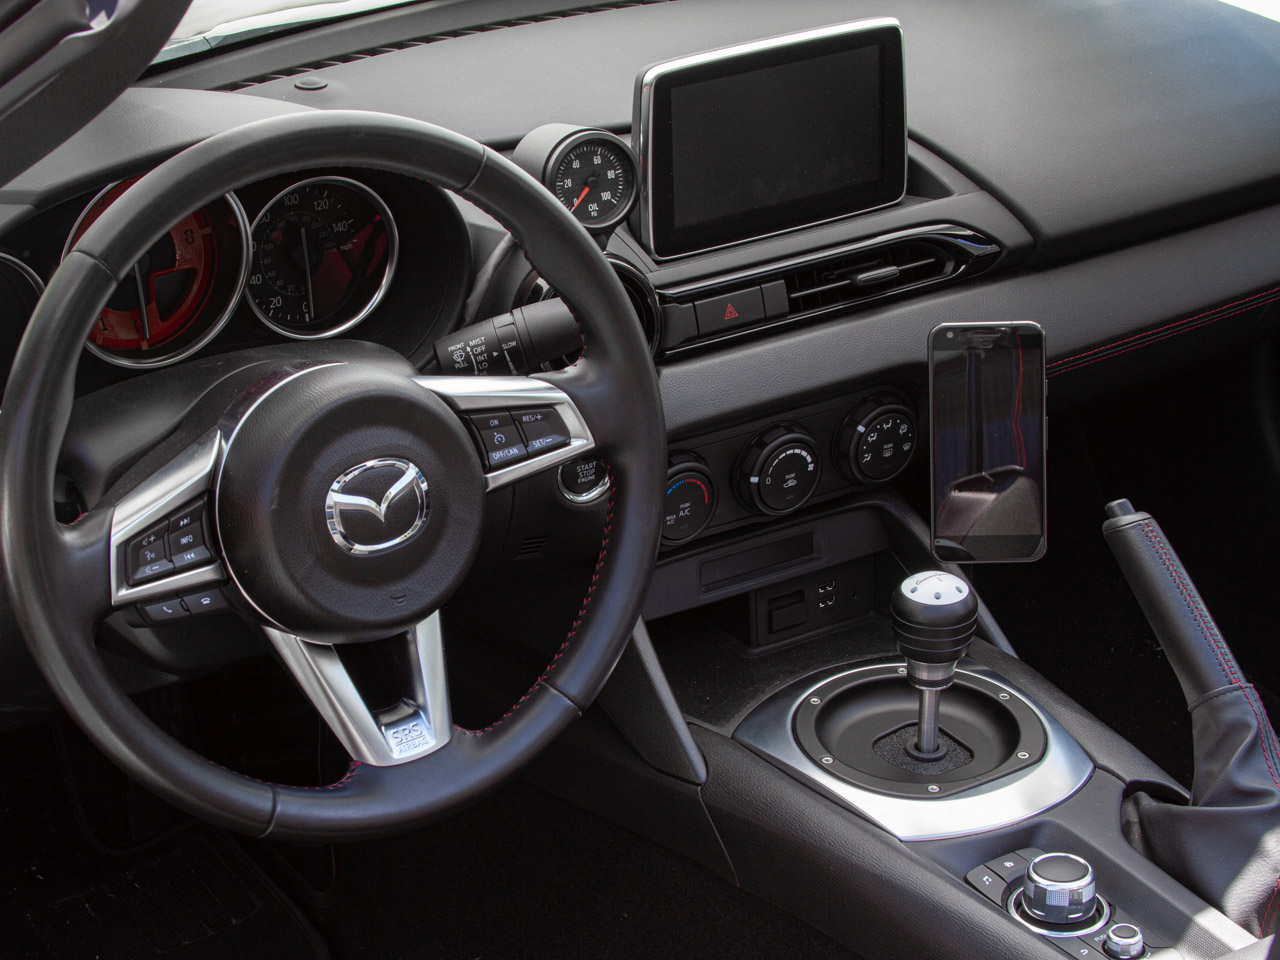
246, 176, 398, 339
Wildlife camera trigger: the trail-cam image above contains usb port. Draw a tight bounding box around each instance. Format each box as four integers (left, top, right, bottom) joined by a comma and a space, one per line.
818, 597, 836, 609
818, 581, 835, 595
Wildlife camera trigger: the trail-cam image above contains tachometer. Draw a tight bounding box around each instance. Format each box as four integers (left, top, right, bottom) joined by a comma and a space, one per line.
64, 180, 251, 368
246, 176, 398, 339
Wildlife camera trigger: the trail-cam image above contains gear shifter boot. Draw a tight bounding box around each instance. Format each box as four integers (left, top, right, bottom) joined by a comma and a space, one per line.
1104, 499, 1280, 937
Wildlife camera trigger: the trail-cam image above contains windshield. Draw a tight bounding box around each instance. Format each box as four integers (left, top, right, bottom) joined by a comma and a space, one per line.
161, 0, 423, 59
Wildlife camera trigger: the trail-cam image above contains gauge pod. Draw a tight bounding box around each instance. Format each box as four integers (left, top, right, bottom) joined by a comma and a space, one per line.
246, 176, 398, 339
63, 180, 251, 369
513, 124, 639, 233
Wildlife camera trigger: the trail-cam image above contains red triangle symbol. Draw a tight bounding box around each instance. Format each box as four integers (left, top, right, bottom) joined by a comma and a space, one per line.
724, 303, 739, 321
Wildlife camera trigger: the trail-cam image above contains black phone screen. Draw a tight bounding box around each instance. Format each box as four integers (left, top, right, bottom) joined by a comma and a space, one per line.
929, 323, 1046, 563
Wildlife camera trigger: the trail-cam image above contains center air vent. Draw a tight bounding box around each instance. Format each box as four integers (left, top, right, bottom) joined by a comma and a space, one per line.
784, 239, 952, 317
656, 225, 1001, 354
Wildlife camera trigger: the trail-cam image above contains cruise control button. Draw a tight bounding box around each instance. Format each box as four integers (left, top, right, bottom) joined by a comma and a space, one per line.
469, 413, 527, 470
140, 598, 188, 624
694, 286, 764, 336
180, 588, 228, 616
514, 407, 570, 455
132, 559, 174, 584
172, 545, 213, 573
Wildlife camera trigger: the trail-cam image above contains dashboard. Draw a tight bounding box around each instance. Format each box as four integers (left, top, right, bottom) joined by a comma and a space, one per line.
0, 0, 1278, 704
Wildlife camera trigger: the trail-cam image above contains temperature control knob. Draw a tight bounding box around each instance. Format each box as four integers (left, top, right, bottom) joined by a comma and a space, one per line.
836, 394, 918, 484
1023, 853, 1097, 925
736, 424, 821, 516
663, 455, 716, 544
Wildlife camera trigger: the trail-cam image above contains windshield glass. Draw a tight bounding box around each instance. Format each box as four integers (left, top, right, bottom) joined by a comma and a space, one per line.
161, 0, 422, 59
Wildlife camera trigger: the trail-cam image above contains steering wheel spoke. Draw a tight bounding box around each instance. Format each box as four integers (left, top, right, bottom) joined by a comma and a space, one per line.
414, 374, 594, 491
107, 427, 227, 610
262, 613, 451, 766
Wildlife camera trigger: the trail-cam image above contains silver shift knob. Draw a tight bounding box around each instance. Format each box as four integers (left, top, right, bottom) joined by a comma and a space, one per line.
1103, 923, 1145, 959
1023, 853, 1097, 924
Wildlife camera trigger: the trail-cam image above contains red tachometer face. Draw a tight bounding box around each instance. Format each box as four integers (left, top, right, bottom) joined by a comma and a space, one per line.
67, 178, 218, 355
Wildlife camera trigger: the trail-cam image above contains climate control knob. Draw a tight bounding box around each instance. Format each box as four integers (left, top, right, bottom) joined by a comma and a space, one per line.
1023, 853, 1097, 925
663, 455, 716, 544
736, 424, 821, 516
835, 394, 918, 484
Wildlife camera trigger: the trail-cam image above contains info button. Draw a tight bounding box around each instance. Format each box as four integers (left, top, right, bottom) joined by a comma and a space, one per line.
694, 286, 764, 336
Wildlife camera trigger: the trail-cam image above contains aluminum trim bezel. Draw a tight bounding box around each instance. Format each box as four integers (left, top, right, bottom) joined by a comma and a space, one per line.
732, 657, 1095, 841
245, 175, 399, 340
62, 184, 253, 369
635, 17, 907, 262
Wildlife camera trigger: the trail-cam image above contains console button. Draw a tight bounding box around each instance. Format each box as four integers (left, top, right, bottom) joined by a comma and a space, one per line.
172, 545, 213, 573
514, 407, 570, 455
985, 852, 1030, 887
1051, 941, 1102, 960
180, 588, 228, 616
694, 287, 764, 336
470, 412, 527, 470
965, 864, 1007, 905
140, 598, 188, 625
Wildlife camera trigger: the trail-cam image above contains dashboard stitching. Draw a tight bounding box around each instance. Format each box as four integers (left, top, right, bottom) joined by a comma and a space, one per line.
1048, 288, 1280, 377
459, 477, 615, 737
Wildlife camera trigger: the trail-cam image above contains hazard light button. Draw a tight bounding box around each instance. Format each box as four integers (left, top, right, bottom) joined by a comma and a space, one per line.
693, 286, 764, 336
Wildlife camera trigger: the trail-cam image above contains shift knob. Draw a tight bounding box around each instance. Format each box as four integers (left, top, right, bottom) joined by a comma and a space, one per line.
892, 572, 978, 760
1023, 853, 1097, 924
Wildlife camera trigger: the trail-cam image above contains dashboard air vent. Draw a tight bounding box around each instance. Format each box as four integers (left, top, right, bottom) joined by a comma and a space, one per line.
783, 240, 953, 319
222, 0, 675, 90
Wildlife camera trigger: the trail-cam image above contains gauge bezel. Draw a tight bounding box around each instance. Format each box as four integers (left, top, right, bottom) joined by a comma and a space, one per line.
0, 251, 45, 301
544, 130, 639, 232
62, 184, 252, 370
246, 175, 399, 341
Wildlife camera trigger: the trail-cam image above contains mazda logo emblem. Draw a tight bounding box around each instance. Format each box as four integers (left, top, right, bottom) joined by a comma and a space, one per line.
325, 458, 429, 556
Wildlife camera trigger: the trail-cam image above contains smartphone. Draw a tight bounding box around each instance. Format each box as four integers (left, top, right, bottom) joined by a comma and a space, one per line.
928, 322, 1046, 563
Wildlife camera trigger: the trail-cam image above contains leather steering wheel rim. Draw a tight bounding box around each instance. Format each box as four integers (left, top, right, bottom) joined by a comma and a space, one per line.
0, 110, 666, 841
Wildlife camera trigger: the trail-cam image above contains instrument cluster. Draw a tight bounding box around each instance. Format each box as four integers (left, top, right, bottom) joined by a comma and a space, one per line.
0, 167, 465, 378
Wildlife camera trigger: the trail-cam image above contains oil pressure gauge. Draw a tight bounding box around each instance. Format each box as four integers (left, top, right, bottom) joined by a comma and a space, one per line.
514, 125, 638, 233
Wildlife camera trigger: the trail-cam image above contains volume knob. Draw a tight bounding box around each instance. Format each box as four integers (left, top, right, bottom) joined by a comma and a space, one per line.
1023, 853, 1096, 925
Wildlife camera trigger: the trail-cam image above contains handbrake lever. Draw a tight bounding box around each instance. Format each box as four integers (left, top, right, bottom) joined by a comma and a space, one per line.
1103, 498, 1280, 937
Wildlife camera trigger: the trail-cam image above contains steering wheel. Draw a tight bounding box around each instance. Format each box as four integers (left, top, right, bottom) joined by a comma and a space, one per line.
0, 111, 665, 841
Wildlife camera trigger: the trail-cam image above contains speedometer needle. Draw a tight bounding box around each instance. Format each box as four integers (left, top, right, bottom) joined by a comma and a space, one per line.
572, 186, 591, 211
300, 226, 316, 321
132, 264, 151, 344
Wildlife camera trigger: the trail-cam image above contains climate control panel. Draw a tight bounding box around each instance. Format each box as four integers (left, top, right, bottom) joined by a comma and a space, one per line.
654, 387, 920, 548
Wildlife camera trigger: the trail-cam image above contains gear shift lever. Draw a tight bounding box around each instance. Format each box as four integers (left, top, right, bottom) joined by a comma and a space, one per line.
891, 571, 979, 760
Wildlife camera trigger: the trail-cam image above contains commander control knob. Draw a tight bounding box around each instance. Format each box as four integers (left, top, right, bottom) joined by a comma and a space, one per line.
1023, 853, 1097, 925
735, 423, 821, 517
1103, 923, 1145, 959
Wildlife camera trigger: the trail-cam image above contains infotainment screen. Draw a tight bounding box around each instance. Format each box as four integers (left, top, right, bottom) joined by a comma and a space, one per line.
635, 20, 905, 260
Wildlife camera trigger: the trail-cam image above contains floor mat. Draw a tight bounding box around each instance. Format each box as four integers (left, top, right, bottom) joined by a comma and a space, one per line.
0, 722, 327, 960
311, 779, 859, 960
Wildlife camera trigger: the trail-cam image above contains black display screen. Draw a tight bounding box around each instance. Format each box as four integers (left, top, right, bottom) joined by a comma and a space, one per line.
639, 22, 905, 259
929, 323, 1047, 563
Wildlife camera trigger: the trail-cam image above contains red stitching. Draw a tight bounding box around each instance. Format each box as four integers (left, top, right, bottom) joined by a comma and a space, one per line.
1047, 296, 1280, 378
459, 475, 616, 737
1261, 875, 1280, 934
1140, 523, 1280, 798
1050, 285, 1280, 367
